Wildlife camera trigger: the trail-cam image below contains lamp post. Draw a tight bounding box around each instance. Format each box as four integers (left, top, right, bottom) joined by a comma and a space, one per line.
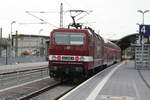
10, 21, 16, 57
137, 10, 149, 43
138, 10, 149, 24
137, 10, 149, 68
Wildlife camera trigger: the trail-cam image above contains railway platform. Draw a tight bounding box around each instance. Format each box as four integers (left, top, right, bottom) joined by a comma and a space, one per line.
60, 60, 150, 100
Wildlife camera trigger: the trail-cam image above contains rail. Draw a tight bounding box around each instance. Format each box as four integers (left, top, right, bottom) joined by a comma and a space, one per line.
19, 81, 61, 100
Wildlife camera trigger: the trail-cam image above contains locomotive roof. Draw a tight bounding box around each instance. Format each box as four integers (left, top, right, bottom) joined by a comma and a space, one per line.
53, 28, 88, 31
52, 28, 101, 35
52, 28, 96, 35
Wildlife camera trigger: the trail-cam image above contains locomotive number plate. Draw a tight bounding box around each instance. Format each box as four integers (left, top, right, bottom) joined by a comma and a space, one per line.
62, 56, 74, 61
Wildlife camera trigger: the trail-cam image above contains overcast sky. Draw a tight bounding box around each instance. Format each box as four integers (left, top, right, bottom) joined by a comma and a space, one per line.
0, 0, 150, 39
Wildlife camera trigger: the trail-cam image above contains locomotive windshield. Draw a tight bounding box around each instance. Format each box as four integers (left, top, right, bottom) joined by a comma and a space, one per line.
54, 32, 85, 45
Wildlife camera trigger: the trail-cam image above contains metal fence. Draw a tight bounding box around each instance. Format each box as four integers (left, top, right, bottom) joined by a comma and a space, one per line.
132, 44, 150, 70
0, 42, 48, 65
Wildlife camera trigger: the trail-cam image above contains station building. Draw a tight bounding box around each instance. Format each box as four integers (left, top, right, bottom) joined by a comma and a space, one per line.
12, 34, 49, 57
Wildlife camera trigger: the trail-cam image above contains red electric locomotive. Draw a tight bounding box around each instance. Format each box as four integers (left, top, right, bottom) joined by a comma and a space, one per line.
48, 27, 121, 80
48, 10, 121, 80
48, 27, 105, 80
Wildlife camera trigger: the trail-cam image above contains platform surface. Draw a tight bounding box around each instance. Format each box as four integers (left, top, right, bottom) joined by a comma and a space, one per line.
60, 61, 150, 100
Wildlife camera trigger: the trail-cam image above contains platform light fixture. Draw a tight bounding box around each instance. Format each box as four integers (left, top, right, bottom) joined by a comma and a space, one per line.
137, 10, 149, 24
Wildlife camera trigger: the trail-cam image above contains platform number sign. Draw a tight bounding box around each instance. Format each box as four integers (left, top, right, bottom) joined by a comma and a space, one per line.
139, 25, 150, 36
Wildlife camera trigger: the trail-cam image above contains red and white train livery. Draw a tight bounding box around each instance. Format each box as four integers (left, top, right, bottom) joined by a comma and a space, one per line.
48, 27, 121, 80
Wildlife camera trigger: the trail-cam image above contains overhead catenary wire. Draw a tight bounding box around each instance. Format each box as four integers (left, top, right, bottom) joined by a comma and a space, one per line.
26, 11, 59, 13
76, 10, 93, 21
26, 11, 58, 28
62, 0, 74, 10
18, 22, 46, 25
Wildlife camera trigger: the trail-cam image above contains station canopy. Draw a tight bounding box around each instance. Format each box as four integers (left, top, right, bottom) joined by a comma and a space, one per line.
110, 33, 139, 50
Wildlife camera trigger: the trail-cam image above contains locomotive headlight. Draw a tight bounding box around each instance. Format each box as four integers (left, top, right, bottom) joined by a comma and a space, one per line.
57, 56, 62, 60
75, 56, 80, 61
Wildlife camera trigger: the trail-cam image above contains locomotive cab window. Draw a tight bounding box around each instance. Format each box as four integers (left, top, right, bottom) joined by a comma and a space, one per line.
54, 32, 85, 45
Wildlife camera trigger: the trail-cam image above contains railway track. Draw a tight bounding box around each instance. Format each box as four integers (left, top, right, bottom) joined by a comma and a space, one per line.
54, 85, 76, 100
0, 63, 83, 99
0, 66, 49, 90
19, 80, 78, 100
0, 62, 116, 99
18, 65, 108, 100
19, 81, 62, 100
